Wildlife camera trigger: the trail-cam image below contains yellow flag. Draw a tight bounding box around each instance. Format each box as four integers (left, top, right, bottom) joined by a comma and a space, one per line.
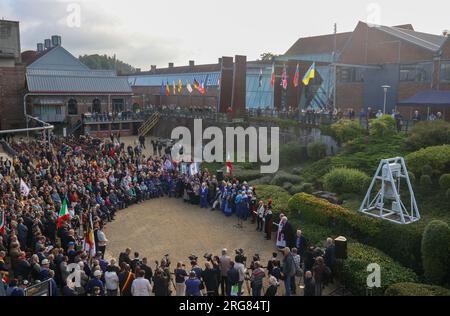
302, 62, 316, 86
178, 79, 182, 93
172, 81, 176, 95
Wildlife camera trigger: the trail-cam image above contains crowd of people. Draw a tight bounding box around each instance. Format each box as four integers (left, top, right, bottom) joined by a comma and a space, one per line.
0, 133, 336, 296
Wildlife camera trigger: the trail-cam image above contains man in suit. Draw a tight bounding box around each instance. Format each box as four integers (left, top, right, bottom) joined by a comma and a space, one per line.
281, 217, 296, 249
295, 230, 308, 261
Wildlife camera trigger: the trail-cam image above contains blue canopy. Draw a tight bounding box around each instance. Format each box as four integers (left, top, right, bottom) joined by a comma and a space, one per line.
398, 91, 450, 107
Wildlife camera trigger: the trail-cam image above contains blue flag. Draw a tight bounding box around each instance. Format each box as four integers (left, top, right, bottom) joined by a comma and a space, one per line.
160, 81, 164, 96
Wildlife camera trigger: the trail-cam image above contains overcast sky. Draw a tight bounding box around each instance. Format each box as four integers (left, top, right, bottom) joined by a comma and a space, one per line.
2, 0, 449, 69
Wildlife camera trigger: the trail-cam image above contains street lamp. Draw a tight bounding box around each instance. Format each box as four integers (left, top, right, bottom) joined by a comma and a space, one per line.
381, 85, 391, 115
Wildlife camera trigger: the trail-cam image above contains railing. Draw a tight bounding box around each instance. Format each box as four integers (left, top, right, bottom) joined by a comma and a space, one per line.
138, 112, 161, 137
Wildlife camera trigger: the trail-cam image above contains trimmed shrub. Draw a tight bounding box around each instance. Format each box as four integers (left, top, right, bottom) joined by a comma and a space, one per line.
446, 188, 450, 200
279, 142, 308, 167
300, 183, 313, 194
329, 119, 366, 144
439, 174, 450, 191
282, 182, 293, 191
270, 171, 301, 186
307, 141, 327, 161
288, 193, 424, 273
234, 169, 265, 182
369, 115, 397, 138
385, 282, 450, 296
404, 120, 450, 151
323, 167, 370, 195
288, 184, 304, 195
421, 164, 433, 176
249, 176, 273, 186
408, 172, 416, 184
406, 145, 450, 176
291, 167, 302, 175
299, 157, 333, 184
338, 243, 418, 296
255, 185, 291, 213
420, 175, 433, 188
421, 220, 450, 285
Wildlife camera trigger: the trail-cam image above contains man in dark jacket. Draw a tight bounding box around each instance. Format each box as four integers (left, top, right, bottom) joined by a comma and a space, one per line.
201, 261, 220, 296
281, 217, 296, 249
226, 261, 239, 296
119, 248, 132, 266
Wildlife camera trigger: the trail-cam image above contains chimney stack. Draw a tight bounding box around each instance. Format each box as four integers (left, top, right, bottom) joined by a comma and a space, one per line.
189, 60, 195, 67
168, 62, 174, 68
136, 68, 141, 73
44, 39, 51, 50
218, 57, 223, 65
37, 43, 44, 52
151, 65, 157, 73
443, 30, 449, 37
51, 35, 62, 47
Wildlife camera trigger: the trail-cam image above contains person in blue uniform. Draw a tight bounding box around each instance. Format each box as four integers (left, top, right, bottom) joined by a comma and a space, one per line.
199, 182, 209, 208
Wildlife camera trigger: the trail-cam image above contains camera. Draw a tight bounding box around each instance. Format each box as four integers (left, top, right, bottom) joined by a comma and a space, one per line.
234, 248, 247, 264
188, 254, 198, 262
203, 253, 213, 262
253, 253, 260, 262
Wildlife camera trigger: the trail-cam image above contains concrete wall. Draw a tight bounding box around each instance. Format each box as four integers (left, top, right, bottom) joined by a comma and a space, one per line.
0, 20, 21, 63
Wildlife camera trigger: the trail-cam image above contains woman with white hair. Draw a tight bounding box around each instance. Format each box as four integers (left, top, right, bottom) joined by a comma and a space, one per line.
264, 276, 279, 296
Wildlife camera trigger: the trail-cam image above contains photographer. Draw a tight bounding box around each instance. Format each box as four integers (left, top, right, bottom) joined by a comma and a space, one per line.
174, 262, 188, 296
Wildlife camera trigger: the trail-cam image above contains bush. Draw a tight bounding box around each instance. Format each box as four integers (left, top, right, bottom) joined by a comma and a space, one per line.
255, 185, 291, 213
300, 183, 313, 194
288, 184, 304, 195
288, 193, 425, 273
405, 120, 450, 151
439, 174, 450, 191
249, 176, 273, 186
338, 243, 418, 296
270, 171, 302, 186
282, 182, 293, 191
307, 141, 327, 161
447, 188, 450, 200
408, 172, 416, 184
406, 145, 450, 177
420, 175, 433, 189
291, 167, 302, 175
323, 167, 370, 195
385, 282, 450, 296
233, 169, 265, 182
329, 119, 366, 144
279, 142, 308, 167
369, 115, 397, 138
421, 220, 450, 285
421, 165, 433, 176
299, 157, 333, 184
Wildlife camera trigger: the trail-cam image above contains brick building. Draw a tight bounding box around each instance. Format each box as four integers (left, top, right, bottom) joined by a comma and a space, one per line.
278, 22, 450, 119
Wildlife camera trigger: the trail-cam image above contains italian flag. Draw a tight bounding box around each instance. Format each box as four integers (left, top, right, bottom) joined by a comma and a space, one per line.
57, 199, 70, 228
0, 209, 5, 236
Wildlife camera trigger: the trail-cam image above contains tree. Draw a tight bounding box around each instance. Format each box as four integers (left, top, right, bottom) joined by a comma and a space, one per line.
259, 52, 279, 61
79, 54, 137, 75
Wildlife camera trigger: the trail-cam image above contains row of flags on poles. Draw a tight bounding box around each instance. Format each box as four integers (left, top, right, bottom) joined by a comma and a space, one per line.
158, 62, 316, 96
160, 74, 220, 96
270, 62, 316, 90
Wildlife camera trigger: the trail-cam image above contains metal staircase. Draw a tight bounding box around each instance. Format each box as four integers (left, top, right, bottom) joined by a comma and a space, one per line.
138, 112, 160, 137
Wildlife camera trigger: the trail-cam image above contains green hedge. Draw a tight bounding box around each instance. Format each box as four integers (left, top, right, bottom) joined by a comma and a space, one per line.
323, 167, 370, 195
307, 141, 327, 161
406, 145, 450, 177
329, 119, 366, 144
255, 185, 291, 213
421, 220, 450, 285
385, 282, 450, 296
288, 193, 424, 273
439, 174, 450, 190
404, 120, 450, 151
279, 142, 308, 167
338, 243, 418, 296
270, 171, 302, 186
369, 115, 397, 138
233, 169, 266, 182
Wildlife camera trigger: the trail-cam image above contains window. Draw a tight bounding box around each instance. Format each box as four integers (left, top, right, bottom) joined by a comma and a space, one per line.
0, 25, 11, 39
112, 123, 120, 131
92, 99, 101, 113
100, 124, 109, 131
122, 123, 130, 130
68, 99, 78, 115
400, 62, 432, 82
441, 62, 450, 82
337, 67, 364, 83
112, 99, 124, 113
